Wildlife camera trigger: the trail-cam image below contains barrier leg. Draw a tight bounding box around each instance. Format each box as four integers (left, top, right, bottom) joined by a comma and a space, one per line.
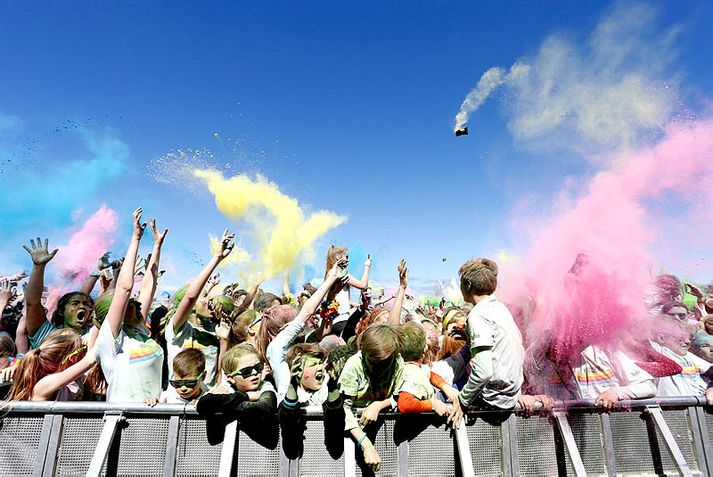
454, 424, 475, 477
163, 415, 181, 477
644, 405, 694, 477
552, 411, 587, 477
344, 437, 356, 477
689, 406, 712, 477
218, 421, 239, 477
598, 413, 617, 477
87, 412, 125, 477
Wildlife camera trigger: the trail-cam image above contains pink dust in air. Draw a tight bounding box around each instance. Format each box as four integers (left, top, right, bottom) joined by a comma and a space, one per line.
503, 119, 713, 363
55, 205, 118, 284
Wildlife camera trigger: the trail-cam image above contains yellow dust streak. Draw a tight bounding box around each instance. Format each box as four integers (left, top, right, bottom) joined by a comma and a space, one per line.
195, 169, 347, 279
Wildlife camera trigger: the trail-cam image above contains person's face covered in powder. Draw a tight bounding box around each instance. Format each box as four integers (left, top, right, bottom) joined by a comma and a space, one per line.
300, 355, 327, 392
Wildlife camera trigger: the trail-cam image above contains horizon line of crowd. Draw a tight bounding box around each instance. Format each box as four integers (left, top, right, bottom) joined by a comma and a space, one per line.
1, 208, 712, 473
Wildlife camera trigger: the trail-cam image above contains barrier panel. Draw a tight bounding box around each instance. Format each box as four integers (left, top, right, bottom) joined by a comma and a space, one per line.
0, 398, 711, 476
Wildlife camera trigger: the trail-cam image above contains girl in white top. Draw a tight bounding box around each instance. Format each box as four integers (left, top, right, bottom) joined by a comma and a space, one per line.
95, 208, 168, 403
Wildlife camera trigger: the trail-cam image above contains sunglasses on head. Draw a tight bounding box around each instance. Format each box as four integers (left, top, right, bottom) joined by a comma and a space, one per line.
169, 371, 204, 389
229, 362, 264, 379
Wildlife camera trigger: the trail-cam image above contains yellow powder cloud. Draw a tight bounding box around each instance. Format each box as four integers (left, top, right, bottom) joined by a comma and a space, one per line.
195, 169, 346, 279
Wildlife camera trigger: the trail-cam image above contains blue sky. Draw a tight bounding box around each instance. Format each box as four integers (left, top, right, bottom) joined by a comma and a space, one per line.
1, 1, 712, 293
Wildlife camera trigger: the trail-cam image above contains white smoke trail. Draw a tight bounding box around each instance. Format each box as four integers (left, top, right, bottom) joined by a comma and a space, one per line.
453, 63, 528, 133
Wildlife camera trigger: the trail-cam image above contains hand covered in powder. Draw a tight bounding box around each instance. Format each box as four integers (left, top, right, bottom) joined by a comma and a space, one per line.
23, 238, 58, 266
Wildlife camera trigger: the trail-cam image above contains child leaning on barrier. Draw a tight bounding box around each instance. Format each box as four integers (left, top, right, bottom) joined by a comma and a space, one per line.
158, 348, 208, 404
338, 324, 404, 474
396, 321, 457, 416
448, 258, 525, 428
196, 343, 278, 448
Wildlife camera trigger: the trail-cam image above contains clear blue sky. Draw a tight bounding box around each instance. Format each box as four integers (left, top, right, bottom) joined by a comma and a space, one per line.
1, 1, 712, 293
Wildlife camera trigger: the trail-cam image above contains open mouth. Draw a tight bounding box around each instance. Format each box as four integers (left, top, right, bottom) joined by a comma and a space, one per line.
76, 309, 87, 324
314, 371, 325, 383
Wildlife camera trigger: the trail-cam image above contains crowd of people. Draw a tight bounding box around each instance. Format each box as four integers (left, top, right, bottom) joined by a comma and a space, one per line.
1, 208, 712, 473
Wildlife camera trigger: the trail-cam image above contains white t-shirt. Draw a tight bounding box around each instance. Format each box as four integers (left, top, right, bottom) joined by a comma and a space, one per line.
95, 323, 164, 403
462, 295, 524, 408
570, 346, 656, 400
651, 341, 711, 397
165, 320, 219, 385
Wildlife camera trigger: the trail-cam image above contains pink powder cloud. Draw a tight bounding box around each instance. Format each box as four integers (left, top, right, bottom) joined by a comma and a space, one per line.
505, 119, 713, 362
55, 205, 118, 284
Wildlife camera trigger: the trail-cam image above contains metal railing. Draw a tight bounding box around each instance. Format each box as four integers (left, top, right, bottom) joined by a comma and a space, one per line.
1, 397, 711, 476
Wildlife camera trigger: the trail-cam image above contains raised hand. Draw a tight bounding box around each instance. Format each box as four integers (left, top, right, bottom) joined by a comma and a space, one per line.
397, 259, 408, 289
0, 279, 18, 304
23, 238, 58, 266
149, 218, 169, 244
364, 254, 372, 269
215, 229, 236, 260
326, 257, 347, 282
132, 207, 147, 239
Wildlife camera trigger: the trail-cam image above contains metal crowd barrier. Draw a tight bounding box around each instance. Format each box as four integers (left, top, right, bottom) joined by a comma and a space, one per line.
0, 397, 711, 476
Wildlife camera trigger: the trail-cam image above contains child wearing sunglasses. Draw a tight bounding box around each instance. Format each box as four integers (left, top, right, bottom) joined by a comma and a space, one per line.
160, 348, 208, 403
197, 343, 278, 448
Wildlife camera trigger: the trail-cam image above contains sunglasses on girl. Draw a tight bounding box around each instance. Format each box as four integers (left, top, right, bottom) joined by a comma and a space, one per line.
229, 362, 264, 379
170, 371, 204, 389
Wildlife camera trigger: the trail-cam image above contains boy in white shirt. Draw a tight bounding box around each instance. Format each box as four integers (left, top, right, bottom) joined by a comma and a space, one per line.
448, 258, 524, 428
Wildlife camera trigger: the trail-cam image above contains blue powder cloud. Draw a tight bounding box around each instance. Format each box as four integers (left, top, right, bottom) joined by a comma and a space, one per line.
0, 115, 129, 239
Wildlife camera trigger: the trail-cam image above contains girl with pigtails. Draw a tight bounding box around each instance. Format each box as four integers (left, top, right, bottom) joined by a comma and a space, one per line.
4, 328, 96, 402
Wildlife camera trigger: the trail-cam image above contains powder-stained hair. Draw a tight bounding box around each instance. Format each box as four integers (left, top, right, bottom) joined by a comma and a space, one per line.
285, 343, 327, 368
459, 258, 498, 296
255, 304, 297, 362
358, 323, 402, 362
400, 321, 426, 362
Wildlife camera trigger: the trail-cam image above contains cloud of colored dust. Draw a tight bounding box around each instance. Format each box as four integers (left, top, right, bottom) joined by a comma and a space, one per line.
194, 169, 347, 279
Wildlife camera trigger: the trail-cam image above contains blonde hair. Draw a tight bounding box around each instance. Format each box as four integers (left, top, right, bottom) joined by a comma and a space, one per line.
222, 342, 261, 375
325, 245, 348, 278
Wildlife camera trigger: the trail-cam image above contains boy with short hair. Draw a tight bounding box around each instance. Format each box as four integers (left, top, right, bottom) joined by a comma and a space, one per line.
161, 348, 208, 403
448, 258, 525, 427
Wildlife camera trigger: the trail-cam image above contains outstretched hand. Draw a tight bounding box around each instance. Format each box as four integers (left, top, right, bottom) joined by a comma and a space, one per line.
326, 257, 348, 282
397, 259, 408, 289
132, 208, 147, 239
150, 218, 169, 244
0, 279, 18, 303
23, 238, 58, 266
215, 229, 236, 260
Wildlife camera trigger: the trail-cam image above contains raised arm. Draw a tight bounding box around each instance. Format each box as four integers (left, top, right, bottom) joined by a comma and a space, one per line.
282, 272, 291, 297
347, 254, 371, 290
22, 238, 58, 336
387, 260, 408, 326
138, 219, 168, 319
233, 275, 264, 317
295, 259, 345, 323
170, 229, 235, 334
32, 347, 97, 400
105, 208, 145, 339
0, 279, 16, 317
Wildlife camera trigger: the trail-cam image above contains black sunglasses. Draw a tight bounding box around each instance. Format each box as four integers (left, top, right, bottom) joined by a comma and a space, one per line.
170, 372, 204, 389
230, 362, 264, 379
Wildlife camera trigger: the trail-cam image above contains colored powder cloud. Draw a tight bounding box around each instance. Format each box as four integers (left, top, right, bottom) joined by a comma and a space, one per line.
0, 124, 129, 238
511, 119, 713, 362
194, 169, 347, 279
454, 1, 678, 158
54, 205, 118, 284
